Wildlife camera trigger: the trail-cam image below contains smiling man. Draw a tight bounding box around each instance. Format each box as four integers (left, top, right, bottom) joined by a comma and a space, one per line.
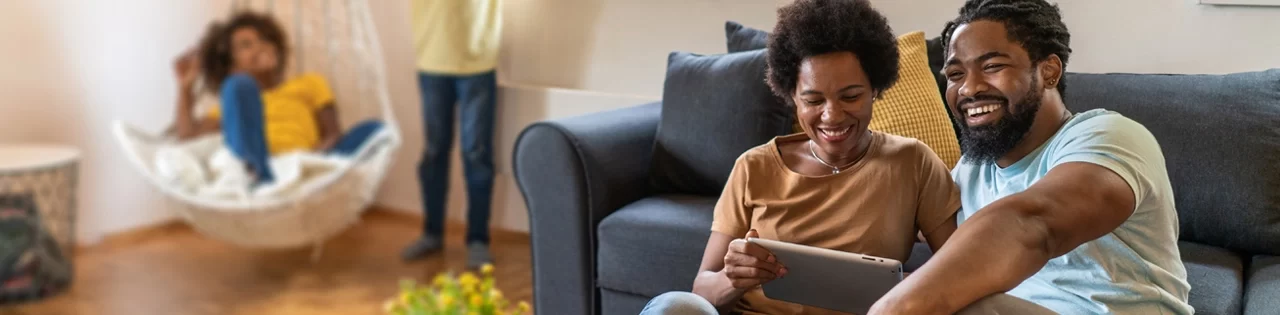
869, 0, 1193, 314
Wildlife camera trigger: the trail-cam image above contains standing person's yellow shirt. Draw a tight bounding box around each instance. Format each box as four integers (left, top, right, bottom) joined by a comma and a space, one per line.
206, 73, 335, 155
412, 0, 503, 75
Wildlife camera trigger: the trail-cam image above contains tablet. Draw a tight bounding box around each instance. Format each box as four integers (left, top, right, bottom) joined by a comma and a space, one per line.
746, 238, 903, 314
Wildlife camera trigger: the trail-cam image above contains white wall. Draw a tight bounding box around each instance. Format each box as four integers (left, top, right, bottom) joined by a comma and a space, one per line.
368, 0, 1280, 234
0, 1, 217, 245
874, 0, 1280, 75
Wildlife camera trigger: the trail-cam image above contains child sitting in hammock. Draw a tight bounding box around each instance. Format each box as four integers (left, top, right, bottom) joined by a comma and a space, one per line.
169, 11, 383, 184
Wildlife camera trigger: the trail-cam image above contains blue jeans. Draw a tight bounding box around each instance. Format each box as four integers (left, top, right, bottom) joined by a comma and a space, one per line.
219, 73, 385, 184
416, 71, 496, 245
640, 292, 718, 315
638, 291, 1057, 315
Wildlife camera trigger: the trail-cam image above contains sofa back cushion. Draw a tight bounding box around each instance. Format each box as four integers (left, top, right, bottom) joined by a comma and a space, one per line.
650, 50, 794, 196
725, 21, 769, 54
1065, 70, 1280, 255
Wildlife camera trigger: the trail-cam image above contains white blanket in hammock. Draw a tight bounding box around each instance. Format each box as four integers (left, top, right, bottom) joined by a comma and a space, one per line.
151, 134, 354, 206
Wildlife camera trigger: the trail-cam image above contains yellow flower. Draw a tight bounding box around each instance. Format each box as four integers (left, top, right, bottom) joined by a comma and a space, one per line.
383, 299, 399, 312
470, 295, 483, 308
460, 272, 479, 286
433, 273, 451, 287
517, 301, 531, 314
481, 263, 495, 276
399, 292, 412, 304
489, 288, 503, 300
439, 294, 455, 308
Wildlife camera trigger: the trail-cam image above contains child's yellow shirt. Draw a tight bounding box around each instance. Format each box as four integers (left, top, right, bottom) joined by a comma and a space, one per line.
206, 73, 334, 154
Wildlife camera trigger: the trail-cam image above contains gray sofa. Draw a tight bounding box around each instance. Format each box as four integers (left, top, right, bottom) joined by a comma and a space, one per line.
513, 43, 1280, 315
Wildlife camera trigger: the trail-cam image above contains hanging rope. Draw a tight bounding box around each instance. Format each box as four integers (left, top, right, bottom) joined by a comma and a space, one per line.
351, 0, 398, 131
347, 0, 368, 124
326, 0, 337, 94
292, 0, 303, 77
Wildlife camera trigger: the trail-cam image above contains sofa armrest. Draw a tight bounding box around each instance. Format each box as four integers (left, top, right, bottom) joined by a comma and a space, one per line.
513, 102, 661, 315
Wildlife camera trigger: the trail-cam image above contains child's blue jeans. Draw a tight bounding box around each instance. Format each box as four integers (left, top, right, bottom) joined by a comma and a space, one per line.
218, 73, 384, 184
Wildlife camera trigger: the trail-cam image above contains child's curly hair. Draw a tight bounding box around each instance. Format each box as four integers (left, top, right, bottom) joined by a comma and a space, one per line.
196, 11, 289, 94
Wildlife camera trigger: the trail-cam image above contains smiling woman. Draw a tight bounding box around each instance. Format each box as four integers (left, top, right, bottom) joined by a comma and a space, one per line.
637, 1, 967, 314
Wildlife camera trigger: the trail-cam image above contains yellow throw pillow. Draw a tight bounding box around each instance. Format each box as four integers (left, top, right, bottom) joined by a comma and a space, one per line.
871, 31, 961, 169
789, 31, 961, 169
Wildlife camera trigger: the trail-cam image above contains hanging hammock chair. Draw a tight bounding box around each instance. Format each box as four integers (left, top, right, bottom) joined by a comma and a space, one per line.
111, 0, 401, 253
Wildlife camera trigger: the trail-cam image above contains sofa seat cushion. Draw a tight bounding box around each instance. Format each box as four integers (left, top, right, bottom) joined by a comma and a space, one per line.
598, 195, 716, 297
1180, 241, 1245, 315
1245, 255, 1280, 314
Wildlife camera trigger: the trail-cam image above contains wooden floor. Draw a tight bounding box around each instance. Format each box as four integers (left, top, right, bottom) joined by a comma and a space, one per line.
1, 209, 532, 315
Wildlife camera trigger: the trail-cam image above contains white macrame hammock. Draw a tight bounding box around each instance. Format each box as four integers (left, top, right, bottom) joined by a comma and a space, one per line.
111, 0, 401, 255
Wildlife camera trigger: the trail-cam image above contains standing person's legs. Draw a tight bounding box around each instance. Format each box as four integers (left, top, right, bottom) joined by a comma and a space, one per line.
402, 72, 458, 262
456, 70, 496, 268
218, 73, 274, 184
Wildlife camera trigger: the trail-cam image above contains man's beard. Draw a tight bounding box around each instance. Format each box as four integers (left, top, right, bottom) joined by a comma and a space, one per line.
958, 88, 1042, 166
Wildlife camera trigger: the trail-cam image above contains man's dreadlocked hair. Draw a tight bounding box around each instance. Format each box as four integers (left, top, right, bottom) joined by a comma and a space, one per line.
941, 0, 1072, 99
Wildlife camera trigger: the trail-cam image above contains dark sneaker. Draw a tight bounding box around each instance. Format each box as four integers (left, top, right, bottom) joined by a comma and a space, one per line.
400, 235, 443, 262
466, 242, 493, 270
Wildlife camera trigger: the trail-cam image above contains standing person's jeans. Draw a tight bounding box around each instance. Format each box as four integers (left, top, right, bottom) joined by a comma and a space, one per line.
219, 73, 385, 184
416, 71, 496, 245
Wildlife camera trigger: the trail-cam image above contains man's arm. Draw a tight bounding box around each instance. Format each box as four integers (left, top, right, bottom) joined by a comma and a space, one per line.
922, 212, 959, 252
871, 161, 1136, 314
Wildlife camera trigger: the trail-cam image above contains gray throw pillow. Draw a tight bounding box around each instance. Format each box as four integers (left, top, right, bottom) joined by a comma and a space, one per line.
725, 21, 769, 53
1065, 69, 1280, 256
650, 50, 793, 196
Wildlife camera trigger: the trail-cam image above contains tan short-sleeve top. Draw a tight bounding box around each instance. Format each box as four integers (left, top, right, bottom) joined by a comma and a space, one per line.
711, 131, 961, 315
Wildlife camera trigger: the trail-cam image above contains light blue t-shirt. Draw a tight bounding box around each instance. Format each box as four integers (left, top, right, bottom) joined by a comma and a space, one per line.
952, 109, 1193, 314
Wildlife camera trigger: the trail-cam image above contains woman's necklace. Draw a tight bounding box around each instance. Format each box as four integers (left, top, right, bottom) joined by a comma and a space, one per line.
809, 139, 869, 175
